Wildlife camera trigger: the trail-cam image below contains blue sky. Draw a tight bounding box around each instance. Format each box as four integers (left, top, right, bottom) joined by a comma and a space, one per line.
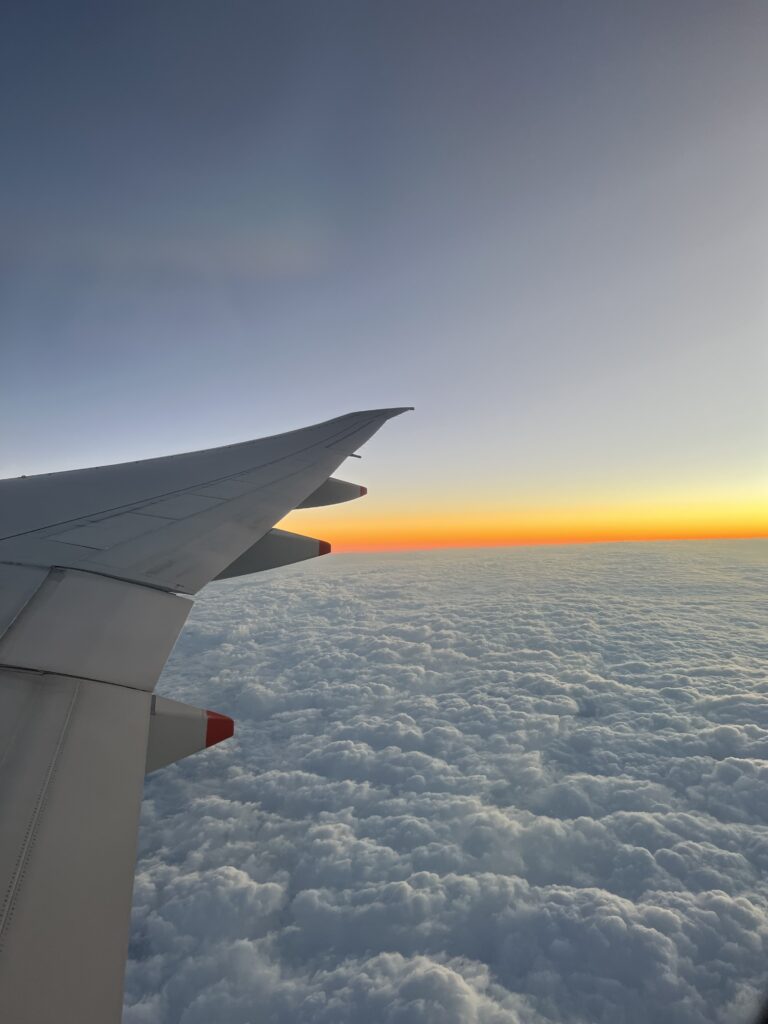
2, 2, 766, 544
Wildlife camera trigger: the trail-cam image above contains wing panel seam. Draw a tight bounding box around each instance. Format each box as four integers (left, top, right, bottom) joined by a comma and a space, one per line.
1, 561, 178, 595
0, 680, 81, 953
0, 566, 49, 642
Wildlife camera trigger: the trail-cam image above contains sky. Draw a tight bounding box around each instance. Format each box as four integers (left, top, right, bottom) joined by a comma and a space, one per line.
2, 1, 767, 549
125, 542, 768, 1023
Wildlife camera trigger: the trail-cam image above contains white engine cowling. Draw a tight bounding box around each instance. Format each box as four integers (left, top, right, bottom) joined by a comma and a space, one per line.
146, 695, 234, 773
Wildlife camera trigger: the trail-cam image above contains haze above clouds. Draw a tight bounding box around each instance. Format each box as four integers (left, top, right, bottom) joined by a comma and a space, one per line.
124, 542, 768, 1023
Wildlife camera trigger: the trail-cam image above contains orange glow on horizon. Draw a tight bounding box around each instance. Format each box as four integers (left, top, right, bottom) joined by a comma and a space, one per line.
329, 524, 768, 553
285, 492, 768, 553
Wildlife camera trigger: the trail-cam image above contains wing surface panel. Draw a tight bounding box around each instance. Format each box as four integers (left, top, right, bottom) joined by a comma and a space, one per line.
0, 408, 410, 593
0, 409, 407, 539
0, 669, 151, 1024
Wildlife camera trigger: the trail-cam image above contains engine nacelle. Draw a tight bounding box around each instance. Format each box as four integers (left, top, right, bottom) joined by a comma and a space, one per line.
146, 695, 234, 773
214, 528, 330, 580
298, 477, 367, 508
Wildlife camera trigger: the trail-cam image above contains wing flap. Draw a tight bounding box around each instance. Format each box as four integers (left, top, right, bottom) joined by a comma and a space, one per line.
0, 669, 151, 1024
0, 568, 192, 691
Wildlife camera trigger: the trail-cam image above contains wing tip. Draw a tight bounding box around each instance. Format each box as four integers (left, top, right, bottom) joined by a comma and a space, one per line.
347, 406, 414, 420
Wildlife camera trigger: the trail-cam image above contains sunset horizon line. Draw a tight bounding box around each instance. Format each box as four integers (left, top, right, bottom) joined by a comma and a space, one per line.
332, 528, 768, 554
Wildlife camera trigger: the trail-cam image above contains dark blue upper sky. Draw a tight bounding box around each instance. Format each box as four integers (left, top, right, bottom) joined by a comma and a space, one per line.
2, 2, 766, 532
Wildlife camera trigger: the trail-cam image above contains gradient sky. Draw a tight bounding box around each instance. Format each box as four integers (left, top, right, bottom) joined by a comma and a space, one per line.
2, 1, 766, 549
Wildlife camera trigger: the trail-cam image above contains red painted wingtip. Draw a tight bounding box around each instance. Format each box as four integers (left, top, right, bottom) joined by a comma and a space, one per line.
359, 485, 368, 496
206, 710, 235, 747
318, 540, 332, 556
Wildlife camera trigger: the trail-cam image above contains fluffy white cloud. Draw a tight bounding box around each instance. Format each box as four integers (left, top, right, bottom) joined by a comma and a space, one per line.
124, 541, 768, 1023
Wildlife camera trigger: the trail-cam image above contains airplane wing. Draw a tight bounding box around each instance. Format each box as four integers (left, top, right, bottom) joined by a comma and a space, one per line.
0, 407, 411, 1023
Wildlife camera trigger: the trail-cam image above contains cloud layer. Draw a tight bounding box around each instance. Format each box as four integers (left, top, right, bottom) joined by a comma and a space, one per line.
124, 541, 768, 1023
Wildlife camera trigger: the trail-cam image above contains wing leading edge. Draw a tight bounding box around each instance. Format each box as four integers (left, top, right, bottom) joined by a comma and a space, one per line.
0, 407, 411, 1023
